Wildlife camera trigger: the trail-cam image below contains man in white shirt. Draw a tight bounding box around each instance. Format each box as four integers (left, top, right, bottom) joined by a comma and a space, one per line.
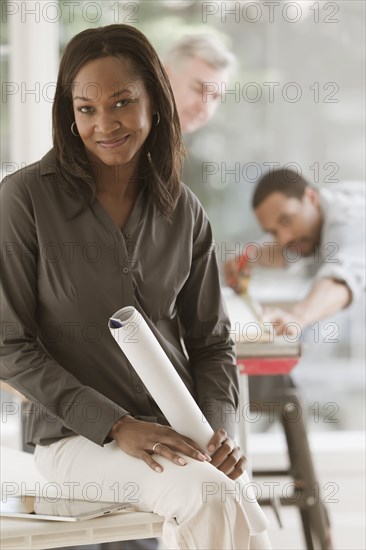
224, 168, 365, 334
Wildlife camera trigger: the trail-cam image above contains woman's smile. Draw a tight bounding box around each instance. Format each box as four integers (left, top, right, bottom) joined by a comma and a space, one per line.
97, 135, 130, 149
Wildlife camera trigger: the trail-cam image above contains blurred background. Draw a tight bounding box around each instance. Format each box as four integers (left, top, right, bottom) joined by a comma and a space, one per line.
1, 1, 365, 548
1, 0, 364, 431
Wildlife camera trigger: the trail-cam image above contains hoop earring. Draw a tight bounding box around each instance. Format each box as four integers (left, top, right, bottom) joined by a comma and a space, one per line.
71, 121, 80, 137
154, 112, 160, 126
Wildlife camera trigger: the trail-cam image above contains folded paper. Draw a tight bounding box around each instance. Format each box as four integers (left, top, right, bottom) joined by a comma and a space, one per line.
109, 306, 268, 536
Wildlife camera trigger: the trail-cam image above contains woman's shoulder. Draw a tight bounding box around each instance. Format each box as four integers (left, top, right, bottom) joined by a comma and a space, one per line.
1, 149, 56, 194
177, 182, 207, 218
169, 183, 212, 242
0, 150, 63, 219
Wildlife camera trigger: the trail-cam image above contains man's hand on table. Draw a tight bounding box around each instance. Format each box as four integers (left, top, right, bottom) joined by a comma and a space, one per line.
262, 278, 352, 336
262, 306, 305, 336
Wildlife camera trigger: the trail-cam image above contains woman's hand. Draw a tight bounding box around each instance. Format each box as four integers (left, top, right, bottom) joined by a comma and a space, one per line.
207, 429, 246, 480
110, 415, 210, 473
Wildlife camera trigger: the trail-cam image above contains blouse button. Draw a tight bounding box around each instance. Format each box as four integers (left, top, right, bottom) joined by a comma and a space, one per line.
122, 267, 129, 274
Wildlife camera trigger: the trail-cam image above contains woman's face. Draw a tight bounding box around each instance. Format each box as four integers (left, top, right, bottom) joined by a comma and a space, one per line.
72, 56, 153, 169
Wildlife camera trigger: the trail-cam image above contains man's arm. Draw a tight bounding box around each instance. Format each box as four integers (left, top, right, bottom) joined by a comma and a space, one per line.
263, 277, 352, 335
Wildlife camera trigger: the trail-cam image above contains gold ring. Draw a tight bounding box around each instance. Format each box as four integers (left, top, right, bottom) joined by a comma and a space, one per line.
152, 442, 162, 453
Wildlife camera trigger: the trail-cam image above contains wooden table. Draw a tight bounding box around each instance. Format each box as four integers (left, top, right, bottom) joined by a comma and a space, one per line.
223, 288, 301, 452
224, 289, 332, 548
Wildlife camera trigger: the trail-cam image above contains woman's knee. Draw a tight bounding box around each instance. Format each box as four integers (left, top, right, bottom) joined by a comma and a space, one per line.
152, 458, 240, 521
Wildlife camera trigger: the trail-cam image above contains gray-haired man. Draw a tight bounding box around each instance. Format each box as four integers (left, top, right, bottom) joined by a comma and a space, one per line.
165, 34, 235, 134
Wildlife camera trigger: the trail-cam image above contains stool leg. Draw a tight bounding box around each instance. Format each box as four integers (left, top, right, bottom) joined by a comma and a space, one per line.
300, 508, 315, 549
280, 391, 333, 550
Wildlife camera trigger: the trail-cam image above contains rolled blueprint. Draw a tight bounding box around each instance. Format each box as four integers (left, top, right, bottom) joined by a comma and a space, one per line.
109, 306, 268, 536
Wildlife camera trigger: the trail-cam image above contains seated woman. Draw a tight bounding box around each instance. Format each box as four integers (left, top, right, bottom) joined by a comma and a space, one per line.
0, 24, 269, 549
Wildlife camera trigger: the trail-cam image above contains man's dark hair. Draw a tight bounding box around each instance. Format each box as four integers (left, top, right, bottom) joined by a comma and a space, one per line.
252, 168, 311, 209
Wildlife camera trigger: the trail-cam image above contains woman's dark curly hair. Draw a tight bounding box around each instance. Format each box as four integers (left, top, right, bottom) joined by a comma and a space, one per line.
52, 24, 185, 218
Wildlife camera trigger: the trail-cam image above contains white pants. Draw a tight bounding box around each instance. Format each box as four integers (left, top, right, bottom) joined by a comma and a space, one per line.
35, 435, 270, 549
